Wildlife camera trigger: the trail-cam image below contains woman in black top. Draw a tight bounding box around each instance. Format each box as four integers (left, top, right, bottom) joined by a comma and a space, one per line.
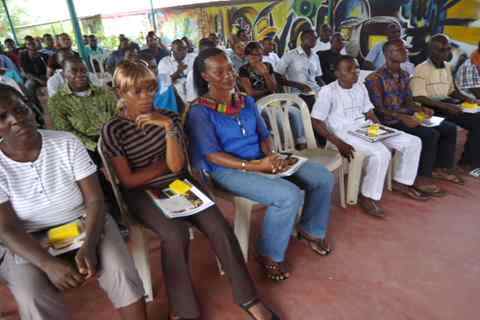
238, 42, 277, 100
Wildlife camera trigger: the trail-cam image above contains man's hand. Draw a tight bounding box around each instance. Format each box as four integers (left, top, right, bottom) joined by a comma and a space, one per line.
75, 242, 98, 279
299, 84, 312, 93
43, 258, 84, 290
333, 139, 355, 161
422, 107, 434, 118
176, 63, 188, 74
399, 114, 421, 128
256, 154, 290, 173
136, 112, 174, 130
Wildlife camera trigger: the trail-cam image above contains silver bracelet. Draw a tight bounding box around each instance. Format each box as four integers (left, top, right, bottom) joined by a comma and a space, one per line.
165, 128, 179, 138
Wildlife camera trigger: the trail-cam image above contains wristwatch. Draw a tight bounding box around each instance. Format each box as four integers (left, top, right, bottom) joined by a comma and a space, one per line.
241, 160, 247, 172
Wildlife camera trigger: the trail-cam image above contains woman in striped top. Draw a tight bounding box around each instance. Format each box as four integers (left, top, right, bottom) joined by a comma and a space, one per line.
101, 61, 279, 320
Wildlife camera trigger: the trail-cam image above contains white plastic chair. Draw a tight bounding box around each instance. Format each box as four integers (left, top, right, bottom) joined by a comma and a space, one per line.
97, 138, 154, 302
89, 52, 112, 87
256, 93, 346, 208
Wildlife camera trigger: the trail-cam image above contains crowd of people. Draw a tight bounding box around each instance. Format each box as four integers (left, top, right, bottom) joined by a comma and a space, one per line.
0, 21, 479, 320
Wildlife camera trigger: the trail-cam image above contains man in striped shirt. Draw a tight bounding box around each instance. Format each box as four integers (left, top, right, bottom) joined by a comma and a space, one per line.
0, 84, 147, 320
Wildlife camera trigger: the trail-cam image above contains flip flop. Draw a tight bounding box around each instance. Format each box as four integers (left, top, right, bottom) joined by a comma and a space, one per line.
432, 170, 465, 185
413, 184, 447, 198
469, 168, 480, 178
392, 184, 431, 201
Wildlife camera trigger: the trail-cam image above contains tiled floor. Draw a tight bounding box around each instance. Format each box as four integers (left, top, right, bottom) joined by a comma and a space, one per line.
1, 174, 479, 320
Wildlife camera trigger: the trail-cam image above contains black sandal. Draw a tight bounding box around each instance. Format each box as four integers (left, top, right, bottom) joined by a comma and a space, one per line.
257, 256, 290, 282
241, 298, 280, 320
297, 229, 333, 256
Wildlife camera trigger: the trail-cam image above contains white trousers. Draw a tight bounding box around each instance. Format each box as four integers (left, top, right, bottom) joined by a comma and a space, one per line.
337, 131, 422, 201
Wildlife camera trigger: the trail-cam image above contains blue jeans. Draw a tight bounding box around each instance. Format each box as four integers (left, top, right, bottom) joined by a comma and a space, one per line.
210, 161, 334, 262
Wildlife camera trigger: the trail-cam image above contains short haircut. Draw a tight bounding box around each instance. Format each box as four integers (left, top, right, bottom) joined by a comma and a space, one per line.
430, 33, 449, 47
382, 39, 403, 54
334, 55, 355, 71
244, 41, 263, 55
198, 38, 215, 51
301, 29, 315, 41
171, 39, 185, 47
236, 29, 246, 37
63, 56, 84, 69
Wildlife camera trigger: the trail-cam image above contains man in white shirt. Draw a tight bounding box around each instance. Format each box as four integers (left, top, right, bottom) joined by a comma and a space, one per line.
157, 39, 195, 103
261, 38, 280, 71
276, 29, 324, 109
365, 22, 416, 75
313, 23, 332, 53
185, 38, 217, 103
311, 56, 427, 217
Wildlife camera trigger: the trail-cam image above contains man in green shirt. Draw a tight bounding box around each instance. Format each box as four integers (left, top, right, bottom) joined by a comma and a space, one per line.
47, 56, 117, 154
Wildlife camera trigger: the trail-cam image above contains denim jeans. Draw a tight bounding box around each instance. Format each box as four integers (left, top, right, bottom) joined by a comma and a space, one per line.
210, 160, 334, 262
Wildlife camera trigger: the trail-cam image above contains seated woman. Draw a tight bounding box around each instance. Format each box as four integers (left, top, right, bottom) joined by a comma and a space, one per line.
101, 61, 279, 320
238, 41, 306, 149
0, 84, 147, 320
186, 48, 335, 283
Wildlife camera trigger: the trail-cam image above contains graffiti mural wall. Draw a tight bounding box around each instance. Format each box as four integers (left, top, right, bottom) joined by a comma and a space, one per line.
156, 0, 479, 61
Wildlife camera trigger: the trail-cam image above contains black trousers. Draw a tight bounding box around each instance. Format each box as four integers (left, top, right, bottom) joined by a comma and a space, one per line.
123, 188, 257, 319
390, 120, 457, 177
436, 110, 480, 168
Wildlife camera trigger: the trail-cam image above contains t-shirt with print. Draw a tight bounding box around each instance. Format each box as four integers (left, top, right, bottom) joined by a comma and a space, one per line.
238, 62, 274, 93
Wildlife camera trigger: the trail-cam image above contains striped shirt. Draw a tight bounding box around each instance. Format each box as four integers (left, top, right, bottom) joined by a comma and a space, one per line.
0, 130, 97, 232
101, 110, 183, 171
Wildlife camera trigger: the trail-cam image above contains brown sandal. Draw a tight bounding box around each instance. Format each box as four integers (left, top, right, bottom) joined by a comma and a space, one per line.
432, 169, 465, 185
297, 229, 333, 256
257, 256, 290, 282
413, 184, 447, 197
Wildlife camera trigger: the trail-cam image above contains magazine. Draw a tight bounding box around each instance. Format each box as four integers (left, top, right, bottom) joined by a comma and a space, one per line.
421, 116, 445, 127
348, 124, 400, 143
462, 102, 480, 114
259, 155, 308, 178
147, 179, 214, 219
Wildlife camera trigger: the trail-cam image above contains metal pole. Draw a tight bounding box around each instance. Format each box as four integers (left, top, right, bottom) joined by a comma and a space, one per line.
1, 0, 19, 44
65, 0, 87, 63
150, 0, 157, 32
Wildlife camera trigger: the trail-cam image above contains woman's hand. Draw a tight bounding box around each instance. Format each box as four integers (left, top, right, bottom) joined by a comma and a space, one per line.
43, 257, 84, 290
75, 242, 98, 280
136, 112, 174, 130
257, 154, 290, 173
252, 62, 269, 75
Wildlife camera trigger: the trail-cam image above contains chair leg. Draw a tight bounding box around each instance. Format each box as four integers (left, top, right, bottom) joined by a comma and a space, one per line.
216, 257, 225, 276
387, 161, 393, 192
347, 152, 366, 205
338, 165, 346, 209
129, 224, 154, 302
233, 197, 254, 261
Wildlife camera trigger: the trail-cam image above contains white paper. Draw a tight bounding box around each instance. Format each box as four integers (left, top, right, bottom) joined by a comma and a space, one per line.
421, 116, 444, 127
259, 155, 308, 178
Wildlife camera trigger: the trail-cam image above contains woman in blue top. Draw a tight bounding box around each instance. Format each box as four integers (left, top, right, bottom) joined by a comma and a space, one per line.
186, 48, 335, 282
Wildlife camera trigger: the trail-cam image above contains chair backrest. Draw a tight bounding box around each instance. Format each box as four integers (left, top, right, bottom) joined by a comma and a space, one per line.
97, 137, 133, 225
89, 52, 109, 73
256, 93, 318, 153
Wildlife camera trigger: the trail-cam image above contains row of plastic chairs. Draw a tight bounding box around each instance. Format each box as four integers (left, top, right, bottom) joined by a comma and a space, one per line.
95, 93, 396, 304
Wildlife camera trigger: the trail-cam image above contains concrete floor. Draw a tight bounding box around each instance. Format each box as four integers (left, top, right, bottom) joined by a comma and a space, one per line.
1, 174, 479, 320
